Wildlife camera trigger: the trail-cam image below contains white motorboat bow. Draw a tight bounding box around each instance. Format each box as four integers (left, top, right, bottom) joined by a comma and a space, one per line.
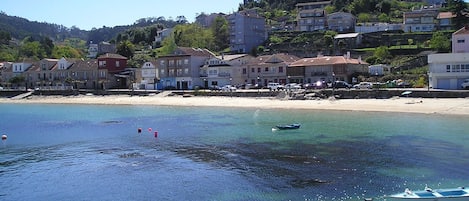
385, 186, 469, 201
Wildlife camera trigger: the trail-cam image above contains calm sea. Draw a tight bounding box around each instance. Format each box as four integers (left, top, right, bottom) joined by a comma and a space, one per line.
1, 103, 468, 201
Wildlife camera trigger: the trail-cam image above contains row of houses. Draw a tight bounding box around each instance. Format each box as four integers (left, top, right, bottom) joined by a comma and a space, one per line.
0, 48, 370, 91
2, 21, 469, 92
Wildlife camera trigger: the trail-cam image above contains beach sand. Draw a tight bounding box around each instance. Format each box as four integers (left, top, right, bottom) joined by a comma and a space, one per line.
1, 94, 469, 116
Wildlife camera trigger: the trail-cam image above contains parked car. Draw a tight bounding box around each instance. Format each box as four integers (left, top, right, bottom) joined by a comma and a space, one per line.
285, 83, 301, 90
209, 85, 222, 91
221, 85, 236, 91
461, 79, 469, 89
267, 82, 284, 91
353, 82, 373, 89
332, 81, 352, 89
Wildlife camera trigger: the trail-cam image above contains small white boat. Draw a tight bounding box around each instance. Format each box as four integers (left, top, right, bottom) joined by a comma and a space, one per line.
385, 186, 469, 201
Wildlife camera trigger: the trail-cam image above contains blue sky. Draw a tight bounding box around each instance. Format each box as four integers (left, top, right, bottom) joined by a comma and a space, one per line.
1, 0, 242, 30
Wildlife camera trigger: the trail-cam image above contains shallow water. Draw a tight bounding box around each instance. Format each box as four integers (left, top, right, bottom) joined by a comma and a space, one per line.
1, 103, 468, 201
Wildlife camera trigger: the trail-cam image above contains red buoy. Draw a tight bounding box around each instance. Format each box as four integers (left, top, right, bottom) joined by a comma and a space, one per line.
148, 128, 152, 132
154, 131, 158, 138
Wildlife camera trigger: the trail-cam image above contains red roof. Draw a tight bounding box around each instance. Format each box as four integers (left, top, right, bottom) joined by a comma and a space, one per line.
289, 56, 366, 67
97, 53, 127, 60
453, 26, 469, 35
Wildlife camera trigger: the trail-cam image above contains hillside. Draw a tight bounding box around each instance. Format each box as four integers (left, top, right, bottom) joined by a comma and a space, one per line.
0, 12, 88, 41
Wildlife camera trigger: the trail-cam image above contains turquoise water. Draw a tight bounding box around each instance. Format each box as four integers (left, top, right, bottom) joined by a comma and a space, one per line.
1, 103, 468, 201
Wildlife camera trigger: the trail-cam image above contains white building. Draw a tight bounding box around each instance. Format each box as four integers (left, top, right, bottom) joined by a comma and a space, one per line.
428, 53, 469, 89
428, 26, 469, 89
139, 61, 158, 90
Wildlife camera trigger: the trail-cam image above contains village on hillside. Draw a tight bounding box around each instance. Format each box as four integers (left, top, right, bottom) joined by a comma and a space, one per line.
1, 0, 469, 92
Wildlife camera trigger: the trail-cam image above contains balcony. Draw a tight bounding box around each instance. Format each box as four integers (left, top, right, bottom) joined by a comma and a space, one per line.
311, 72, 327, 76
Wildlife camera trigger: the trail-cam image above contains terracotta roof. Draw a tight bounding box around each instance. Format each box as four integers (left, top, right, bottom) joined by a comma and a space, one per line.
289, 56, 367, 67
97, 53, 127, 59
453, 26, 469, 35
248, 53, 300, 66
437, 12, 455, 19
216, 54, 249, 61
68, 59, 98, 71
175, 47, 215, 57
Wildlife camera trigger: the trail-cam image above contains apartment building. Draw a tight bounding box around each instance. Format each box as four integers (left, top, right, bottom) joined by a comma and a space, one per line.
227, 9, 266, 54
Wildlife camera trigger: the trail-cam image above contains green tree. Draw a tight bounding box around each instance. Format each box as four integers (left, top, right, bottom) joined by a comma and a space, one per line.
373, 46, 391, 62
0, 31, 11, 45
173, 24, 213, 49
40, 37, 54, 57
51, 45, 82, 58
116, 40, 135, 58
211, 16, 230, 52
446, 0, 469, 29
357, 13, 371, 23
430, 31, 450, 53
157, 34, 177, 56
378, 13, 390, 22
20, 41, 46, 59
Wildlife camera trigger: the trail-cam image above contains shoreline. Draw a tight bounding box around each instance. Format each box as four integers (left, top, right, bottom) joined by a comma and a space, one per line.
1, 94, 469, 116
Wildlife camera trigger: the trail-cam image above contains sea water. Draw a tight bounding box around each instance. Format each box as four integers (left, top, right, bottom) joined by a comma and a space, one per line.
1, 103, 468, 201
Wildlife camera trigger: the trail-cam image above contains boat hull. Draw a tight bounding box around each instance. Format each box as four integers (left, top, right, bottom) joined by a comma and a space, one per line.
385, 187, 469, 201
275, 124, 300, 130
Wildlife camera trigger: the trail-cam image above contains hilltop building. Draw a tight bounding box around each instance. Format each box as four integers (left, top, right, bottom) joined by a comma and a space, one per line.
227, 9, 266, 54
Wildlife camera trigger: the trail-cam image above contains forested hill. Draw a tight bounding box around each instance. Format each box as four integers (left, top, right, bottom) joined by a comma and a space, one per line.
0, 11, 186, 43
0, 12, 88, 41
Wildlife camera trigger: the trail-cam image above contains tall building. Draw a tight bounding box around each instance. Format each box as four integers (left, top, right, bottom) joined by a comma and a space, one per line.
227, 9, 266, 54
296, 1, 331, 32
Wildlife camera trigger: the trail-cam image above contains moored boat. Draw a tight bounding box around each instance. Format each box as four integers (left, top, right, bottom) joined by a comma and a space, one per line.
275, 123, 301, 130
385, 186, 469, 201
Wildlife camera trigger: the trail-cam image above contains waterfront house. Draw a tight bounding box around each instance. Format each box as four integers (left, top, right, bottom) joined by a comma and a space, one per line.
247, 53, 300, 87
227, 9, 266, 54
452, 26, 469, 53
138, 60, 159, 90
428, 53, 469, 89
97, 53, 127, 89
67, 59, 102, 90
288, 53, 368, 84
157, 47, 215, 90
200, 54, 253, 88
428, 26, 469, 89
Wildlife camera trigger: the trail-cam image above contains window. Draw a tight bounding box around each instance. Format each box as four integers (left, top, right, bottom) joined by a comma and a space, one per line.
99, 61, 106, 67
251, 68, 254, 73
116, 61, 120, 67
169, 60, 174, 67
41, 63, 46, 70
257, 68, 261, 73
184, 68, 189, 74
446, 65, 451, 72
279, 66, 284, 73
458, 39, 465, 43
265, 67, 269, 72
243, 68, 247, 74
160, 60, 166, 67
184, 59, 189, 65
177, 60, 182, 66
99, 70, 106, 78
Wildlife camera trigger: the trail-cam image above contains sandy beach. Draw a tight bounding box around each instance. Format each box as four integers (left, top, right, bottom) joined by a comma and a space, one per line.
1, 93, 469, 116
